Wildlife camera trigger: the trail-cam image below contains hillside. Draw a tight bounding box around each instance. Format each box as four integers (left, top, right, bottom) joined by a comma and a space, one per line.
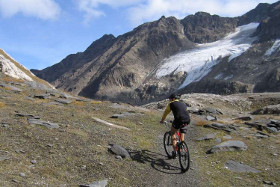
0, 49, 54, 90
1, 72, 280, 186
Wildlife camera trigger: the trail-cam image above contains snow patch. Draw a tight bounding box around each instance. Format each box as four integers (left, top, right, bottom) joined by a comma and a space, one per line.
0, 53, 33, 81
155, 23, 259, 89
214, 73, 223, 80
265, 39, 280, 56
224, 75, 233, 81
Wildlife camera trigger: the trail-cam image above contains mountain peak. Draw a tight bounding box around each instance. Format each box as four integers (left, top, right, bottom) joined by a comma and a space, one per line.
32, 1, 280, 104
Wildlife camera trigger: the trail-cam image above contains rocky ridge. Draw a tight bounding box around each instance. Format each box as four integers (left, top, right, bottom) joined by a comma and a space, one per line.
30, 1, 280, 105
30, 2, 279, 104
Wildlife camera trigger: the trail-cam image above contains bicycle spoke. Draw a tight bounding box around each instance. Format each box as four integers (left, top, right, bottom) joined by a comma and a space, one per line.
163, 132, 173, 158
179, 141, 190, 172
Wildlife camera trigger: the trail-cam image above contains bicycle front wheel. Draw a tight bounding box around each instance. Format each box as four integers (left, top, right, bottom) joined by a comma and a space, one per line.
163, 131, 173, 158
178, 141, 190, 172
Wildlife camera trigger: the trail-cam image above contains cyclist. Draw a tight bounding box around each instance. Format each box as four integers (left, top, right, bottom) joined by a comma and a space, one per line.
160, 94, 190, 158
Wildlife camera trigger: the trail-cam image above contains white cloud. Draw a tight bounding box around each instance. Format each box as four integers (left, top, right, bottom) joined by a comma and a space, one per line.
75, 0, 143, 23
75, 0, 278, 26
0, 0, 60, 20
128, 0, 279, 26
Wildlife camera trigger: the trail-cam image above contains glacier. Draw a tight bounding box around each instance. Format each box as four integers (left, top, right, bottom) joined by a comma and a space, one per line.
155, 23, 259, 89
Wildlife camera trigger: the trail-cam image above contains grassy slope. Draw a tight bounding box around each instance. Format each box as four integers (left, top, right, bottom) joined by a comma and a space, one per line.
0, 75, 166, 186
1, 75, 279, 186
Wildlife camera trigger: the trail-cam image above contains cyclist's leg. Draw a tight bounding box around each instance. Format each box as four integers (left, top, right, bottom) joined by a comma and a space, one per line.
180, 124, 188, 141
181, 133, 185, 141
171, 126, 178, 151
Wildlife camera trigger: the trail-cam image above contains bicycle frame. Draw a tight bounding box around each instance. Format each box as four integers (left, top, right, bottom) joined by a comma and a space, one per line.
163, 121, 190, 172
164, 121, 183, 143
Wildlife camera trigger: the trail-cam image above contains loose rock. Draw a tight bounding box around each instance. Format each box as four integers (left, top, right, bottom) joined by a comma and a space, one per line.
206, 115, 217, 121
225, 160, 260, 173
109, 144, 131, 159
197, 133, 216, 141
55, 98, 73, 104
207, 140, 248, 154
80, 179, 108, 187
235, 116, 253, 121
204, 123, 234, 133
28, 119, 59, 129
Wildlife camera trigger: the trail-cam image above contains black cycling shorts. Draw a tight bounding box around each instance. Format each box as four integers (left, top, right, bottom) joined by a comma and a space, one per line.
172, 120, 188, 133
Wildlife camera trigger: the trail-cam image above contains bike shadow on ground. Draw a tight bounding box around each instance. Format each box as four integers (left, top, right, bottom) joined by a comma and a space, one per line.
129, 149, 183, 174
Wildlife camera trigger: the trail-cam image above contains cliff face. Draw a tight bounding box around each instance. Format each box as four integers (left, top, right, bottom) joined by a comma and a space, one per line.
181, 12, 238, 43
32, 1, 280, 104
255, 2, 280, 41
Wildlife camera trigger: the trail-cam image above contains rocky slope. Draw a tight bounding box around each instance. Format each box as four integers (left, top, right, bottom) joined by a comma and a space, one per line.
0, 49, 54, 90
32, 1, 280, 104
1, 71, 280, 186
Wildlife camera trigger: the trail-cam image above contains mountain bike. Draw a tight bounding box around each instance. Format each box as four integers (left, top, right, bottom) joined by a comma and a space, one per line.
163, 122, 190, 172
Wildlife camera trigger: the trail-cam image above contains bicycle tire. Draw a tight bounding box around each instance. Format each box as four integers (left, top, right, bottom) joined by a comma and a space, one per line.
163, 131, 173, 158
178, 141, 190, 172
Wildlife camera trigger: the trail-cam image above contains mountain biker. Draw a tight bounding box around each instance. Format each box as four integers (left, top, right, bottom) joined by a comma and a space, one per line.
160, 94, 190, 158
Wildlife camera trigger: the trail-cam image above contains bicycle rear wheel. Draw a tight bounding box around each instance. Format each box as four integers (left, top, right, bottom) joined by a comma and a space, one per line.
178, 141, 190, 172
163, 131, 173, 158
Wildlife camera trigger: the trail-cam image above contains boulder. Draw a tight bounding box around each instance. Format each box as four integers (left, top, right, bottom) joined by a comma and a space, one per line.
252, 104, 280, 115
205, 108, 223, 115
264, 126, 280, 134
0, 156, 10, 161
187, 107, 200, 114
245, 119, 270, 131
55, 98, 73, 104
80, 179, 108, 187
197, 133, 216, 141
34, 94, 50, 99
28, 119, 59, 129
225, 160, 260, 173
204, 123, 235, 133
25, 81, 53, 91
255, 132, 269, 138
109, 144, 131, 159
206, 115, 217, 121
0, 83, 22, 93
235, 116, 253, 121
111, 112, 135, 119
207, 140, 248, 154
245, 119, 280, 133
264, 104, 280, 115
15, 112, 40, 119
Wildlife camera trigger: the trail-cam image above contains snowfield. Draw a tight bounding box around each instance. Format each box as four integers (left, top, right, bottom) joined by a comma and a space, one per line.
155, 23, 259, 89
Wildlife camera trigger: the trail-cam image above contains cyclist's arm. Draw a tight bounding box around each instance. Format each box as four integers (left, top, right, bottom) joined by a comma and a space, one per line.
160, 104, 171, 122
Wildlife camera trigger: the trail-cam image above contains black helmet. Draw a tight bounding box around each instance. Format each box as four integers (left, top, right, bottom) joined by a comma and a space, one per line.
169, 93, 180, 100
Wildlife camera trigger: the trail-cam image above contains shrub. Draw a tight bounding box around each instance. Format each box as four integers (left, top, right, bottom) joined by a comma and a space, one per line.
195, 120, 209, 126
91, 100, 103, 104
0, 102, 5, 108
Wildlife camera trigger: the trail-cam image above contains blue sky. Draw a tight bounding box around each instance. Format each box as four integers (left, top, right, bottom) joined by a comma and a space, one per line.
0, 0, 278, 70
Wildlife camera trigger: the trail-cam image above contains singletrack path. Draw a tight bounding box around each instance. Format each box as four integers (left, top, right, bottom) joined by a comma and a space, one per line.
137, 124, 203, 187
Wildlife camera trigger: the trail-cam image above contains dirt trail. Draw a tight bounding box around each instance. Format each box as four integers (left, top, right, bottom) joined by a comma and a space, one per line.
134, 124, 203, 187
